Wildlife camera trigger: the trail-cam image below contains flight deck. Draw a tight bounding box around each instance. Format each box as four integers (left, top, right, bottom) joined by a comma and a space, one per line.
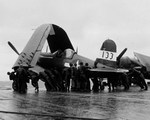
0, 81, 150, 120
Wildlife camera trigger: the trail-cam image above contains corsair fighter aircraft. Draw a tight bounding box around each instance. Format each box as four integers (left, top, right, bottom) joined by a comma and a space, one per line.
8, 24, 129, 76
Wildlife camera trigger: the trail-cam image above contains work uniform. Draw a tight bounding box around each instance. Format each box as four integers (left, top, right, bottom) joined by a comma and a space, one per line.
44, 70, 57, 91
16, 66, 28, 93
7, 71, 18, 91
78, 62, 87, 91
85, 63, 91, 91
28, 70, 39, 92
131, 68, 148, 90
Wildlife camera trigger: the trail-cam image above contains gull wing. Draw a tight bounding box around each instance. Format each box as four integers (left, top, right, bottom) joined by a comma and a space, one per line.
134, 52, 150, 71
13, 24, 53, 68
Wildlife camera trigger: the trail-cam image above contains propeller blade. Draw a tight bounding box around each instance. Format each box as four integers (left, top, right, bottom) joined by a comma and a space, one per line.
8, 41, 20, 55
116, 48, 127, 66
117, 48, 127, 61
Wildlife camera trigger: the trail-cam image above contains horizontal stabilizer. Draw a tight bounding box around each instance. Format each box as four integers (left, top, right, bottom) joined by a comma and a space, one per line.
89, 67, 128, 73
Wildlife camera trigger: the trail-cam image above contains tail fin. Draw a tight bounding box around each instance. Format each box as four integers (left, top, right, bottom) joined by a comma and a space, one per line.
96, 39, 117, 67
96, 39, 127, 68
100, 39, 117, 52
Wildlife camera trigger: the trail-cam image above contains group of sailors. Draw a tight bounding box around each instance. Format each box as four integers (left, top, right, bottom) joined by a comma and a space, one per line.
7, 65, 30, 93
7, 62, 148, 93
38, 62, 91, 92
128, 66, 148, 90
7, 62, 91, 93
106, 68, 148, 91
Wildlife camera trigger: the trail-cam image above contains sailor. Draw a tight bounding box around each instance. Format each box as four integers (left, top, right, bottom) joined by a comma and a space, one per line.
51, 67, 63, 91
120, 72, 130, 90
72, 63, 78, 91
44, 69, 57, 91
7, 70, 18, 91
69, 63, 76, 91
62, 67, 69, 91
91, 77, 99, 92
28, 70, 39, 92
140, 66, 148, 90
15, 65, 28, 93
64, 63, 72, 92
78, 62, 87, 91
129, 68, 148, 90
84, 63, 91, 91
107, 76, 116, 91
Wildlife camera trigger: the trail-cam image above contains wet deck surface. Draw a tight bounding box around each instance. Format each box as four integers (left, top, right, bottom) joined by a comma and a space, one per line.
0, 81, 150, 120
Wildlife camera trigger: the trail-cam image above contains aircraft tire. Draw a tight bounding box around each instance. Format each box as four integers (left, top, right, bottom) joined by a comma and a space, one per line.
100, 84, 105, 91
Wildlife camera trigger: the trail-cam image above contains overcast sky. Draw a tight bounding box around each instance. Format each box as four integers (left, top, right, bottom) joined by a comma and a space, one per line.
1, 0, 150, 81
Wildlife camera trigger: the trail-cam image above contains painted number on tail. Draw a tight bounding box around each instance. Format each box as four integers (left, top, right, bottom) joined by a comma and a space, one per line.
100, 50, 116, 61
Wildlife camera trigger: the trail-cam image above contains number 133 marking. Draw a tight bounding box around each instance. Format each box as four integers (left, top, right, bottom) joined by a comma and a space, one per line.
100, 50, 116, 61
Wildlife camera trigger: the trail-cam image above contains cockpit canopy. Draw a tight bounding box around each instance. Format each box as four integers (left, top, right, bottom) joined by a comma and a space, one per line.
63, 49, 75, 59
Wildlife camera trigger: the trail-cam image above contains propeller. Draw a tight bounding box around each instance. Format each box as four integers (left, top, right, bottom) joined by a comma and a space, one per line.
117, 48, 127, 61
8, 41, 20, 55
116, 48, 127, 66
